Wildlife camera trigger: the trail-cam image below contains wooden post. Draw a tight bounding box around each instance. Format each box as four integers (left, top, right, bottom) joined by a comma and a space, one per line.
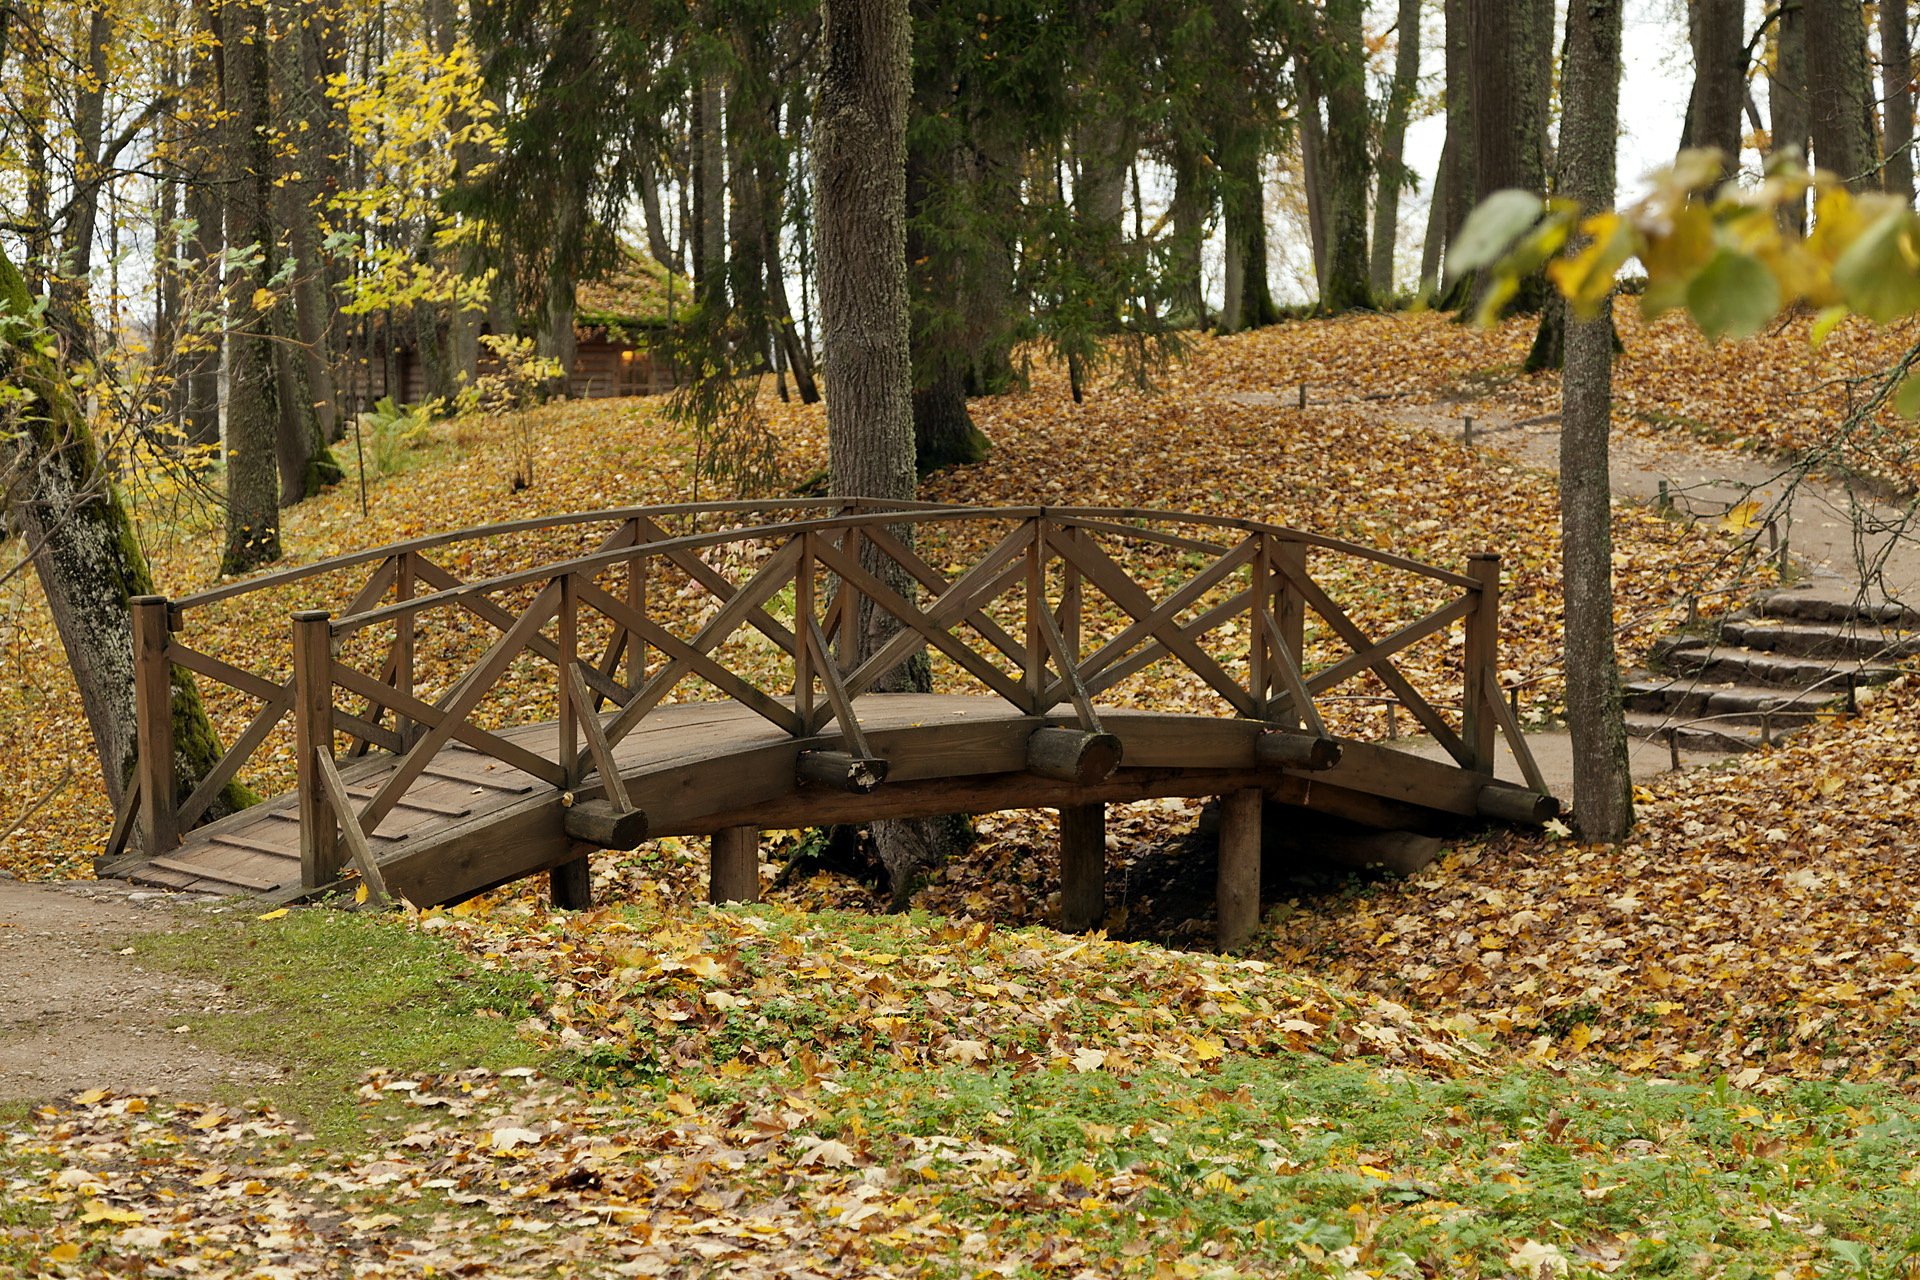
1059, 803, 1105, 932
558, 575, 577, 768
293, 610, 339, 888
394, 552, 415, 745
710, 826, 760, 903
1271, 541, 1307, 730
1462, 553, 1500, 774
130, 595, 177, 856
1025, 519, 1046, 713
1215, 788, 1262, 951
796, 534, 815, 730
550, 848, 593, 910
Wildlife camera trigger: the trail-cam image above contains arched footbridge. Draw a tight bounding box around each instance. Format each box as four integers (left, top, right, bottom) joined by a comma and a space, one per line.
100, 501, 1556, 945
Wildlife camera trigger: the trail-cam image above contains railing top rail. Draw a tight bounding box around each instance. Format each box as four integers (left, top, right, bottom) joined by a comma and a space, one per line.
168, 497, 960, 615
325, 504, 1483, 638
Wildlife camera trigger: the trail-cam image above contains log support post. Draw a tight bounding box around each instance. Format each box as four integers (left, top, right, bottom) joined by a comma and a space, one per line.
711, 825, 760, 903
293, 610, 340, 888
130, 595, 177, 856
1462, 553, 1501, 774
1059, 803, 1105, 932
550, 847, 594, 911
1216, 788, 1263, 951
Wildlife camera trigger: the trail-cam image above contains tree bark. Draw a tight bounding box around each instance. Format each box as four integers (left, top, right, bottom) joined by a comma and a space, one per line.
816, 0, 966, 899
1686, 0, 1746, 162
180, 2, 224, 449
220, 0, 284, 574
1806, 0, 1876, 189
1294, 62, 1329, 292
1557, 0, 1633, 841
693, 73, 727, 309
2, 250, 244, 823
1883, 0, 1915, 203
1435, 0, 1476, 307
1420, 126, 1452, 294
1169, 138, 1209, 326
1771, 0, 1809, 230
1372, 0, 1423, 298
1465, 0, 1550, 311
1313, 0, 1373, 312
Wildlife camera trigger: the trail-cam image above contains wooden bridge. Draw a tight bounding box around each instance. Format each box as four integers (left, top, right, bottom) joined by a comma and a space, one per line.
98, 501, 1554, 946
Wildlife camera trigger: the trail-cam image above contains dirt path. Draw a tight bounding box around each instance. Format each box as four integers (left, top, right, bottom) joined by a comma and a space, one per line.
0, 879, 274, 1104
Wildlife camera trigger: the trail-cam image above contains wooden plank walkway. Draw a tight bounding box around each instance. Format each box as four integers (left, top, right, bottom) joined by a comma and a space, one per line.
124, 693, 1541, 907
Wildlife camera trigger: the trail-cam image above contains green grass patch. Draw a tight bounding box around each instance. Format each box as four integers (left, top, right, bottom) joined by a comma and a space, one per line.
131, 909, 546, 1148
727, 1055, 1920, 1277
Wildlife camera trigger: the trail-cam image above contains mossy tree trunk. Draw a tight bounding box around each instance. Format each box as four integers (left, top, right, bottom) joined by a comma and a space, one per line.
2, 249, 246, 828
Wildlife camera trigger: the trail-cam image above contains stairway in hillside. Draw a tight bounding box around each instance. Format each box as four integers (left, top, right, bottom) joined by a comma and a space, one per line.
1626, 585, 1919, 754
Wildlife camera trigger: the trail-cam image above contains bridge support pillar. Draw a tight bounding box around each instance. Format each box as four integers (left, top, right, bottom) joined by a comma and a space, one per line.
1059, 804, 1106, 932
711, 826, 761, 904
1216, 789, 1263, 951
550, 848, 594, 911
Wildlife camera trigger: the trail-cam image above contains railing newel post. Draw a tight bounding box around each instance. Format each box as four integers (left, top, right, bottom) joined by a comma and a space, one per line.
1025, 516, 1047, 713
796, 531, 815, 732
293, 609, 340, 888
1462, 553, 1501, 775
394, 551, 416, 747
1249, 535, 1270, 718
131, 595, 178, 857
558, 573, 578, 770
1272, 539, 1307, 730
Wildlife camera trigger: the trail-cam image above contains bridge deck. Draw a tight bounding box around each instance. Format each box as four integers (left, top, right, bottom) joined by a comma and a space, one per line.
124, 693, 1509, 907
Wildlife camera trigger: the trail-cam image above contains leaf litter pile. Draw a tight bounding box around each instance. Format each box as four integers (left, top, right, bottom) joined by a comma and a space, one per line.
12, 312, 1920, 1273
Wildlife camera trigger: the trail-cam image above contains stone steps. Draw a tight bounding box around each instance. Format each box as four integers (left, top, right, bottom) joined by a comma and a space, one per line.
1627, 587, 1912, 758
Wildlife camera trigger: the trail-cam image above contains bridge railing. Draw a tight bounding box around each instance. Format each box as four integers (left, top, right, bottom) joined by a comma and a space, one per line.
115, 502, 1546, 884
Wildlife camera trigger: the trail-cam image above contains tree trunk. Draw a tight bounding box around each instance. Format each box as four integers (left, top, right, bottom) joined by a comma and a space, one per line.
180, 5, 224, 449
1557, 0, 1633, 841
1170, 138, 1209, 326
1806, 0, 1876, 189
1372, 0, 1422, 298
1685, 0, 1746, 163
220, 0, 283, 574
1466, 0, 1550, 311
727, 82, 771, 364
2, 250, 246, 824
816, 0, 966, 900
636, 160, 677, 268
693, 73, 727, 308
1435, 0, 1476, 307
1314, 0, 1373, 313
46, 2, 111, 351
538, 183, 584, 393
1295, 67, 1329, 292
1073, 102, 1133, 236
1420, 126, 1452, 295
1884, 0, 1915, 203
1771, 0, 1809, 230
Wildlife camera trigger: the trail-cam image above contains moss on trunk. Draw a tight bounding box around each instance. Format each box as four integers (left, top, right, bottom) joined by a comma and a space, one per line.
2, 249, 250, 828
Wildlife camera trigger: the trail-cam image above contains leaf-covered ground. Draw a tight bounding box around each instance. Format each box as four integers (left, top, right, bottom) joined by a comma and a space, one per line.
10, 310, 1920, 1274
11, 904, 1920, 1278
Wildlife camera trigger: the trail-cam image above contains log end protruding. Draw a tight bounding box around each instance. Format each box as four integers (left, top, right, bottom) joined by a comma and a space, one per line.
1476, 784, 1559, 826
562, 799, 650, 848
798, 750, 889, 794
1255, 729, 1342, 772
1027, 727, 1123, 784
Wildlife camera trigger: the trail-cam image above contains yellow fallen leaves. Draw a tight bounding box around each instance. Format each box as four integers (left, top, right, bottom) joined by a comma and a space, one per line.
1273, 676, 1920, 1085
